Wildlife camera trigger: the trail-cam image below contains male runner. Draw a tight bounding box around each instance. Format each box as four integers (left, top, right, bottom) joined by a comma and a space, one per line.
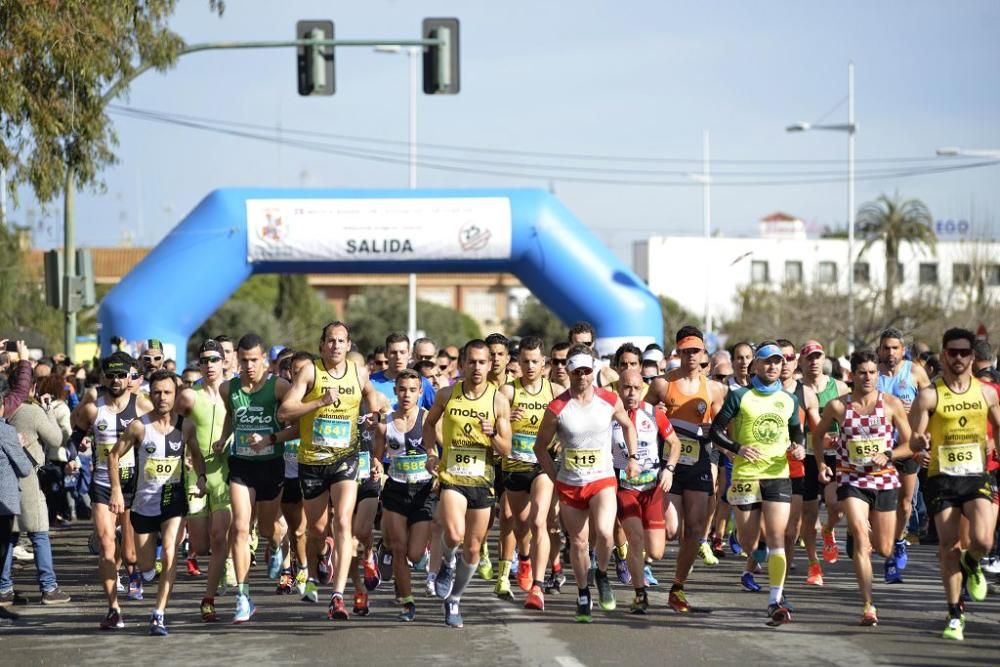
215, 335, 238, 381
110, 370, 205, 636
371, 333, 436, 409
277, 322, 381, 621
483, 333, 512, 582
534, 344, 639, 623
425, 339, 512, 628
276, 352, 313, 595
710, 342, 806, 625
813, 349, 912, 626
908, 327, 1000, 640
567, 322, 618, 388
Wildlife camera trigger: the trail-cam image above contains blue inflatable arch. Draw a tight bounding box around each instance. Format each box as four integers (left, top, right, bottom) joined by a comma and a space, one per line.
98, 188, 662, 367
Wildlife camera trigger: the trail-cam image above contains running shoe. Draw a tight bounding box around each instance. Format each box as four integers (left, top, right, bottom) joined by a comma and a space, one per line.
99, 607, 124, 630
477, 552, 494, 581
822, 530, 839, 564
643, 564, 659, 587
186, 556, 202, 577
301, 579, 319, 603
414, 549, 429, 572
201, 597, 218, 622
444, 599, 464, 628
574, 592, 593, 623
248, 527, 259, 561
524, 585, 545, 611
233, 593, 255, 624
399, 600, 416, 622
148, 611, 168, 637
294, 568, 308, 596
116, 573, 126, 594
699, 541, 720, 566
266, 545, 283, 580
767, 602, 792, 625
960, 550, 987, 601
741, 572, 761, 592
751, 543, 768, 565
861, 604, 878, 627
425, 572, 437, 597
668, 589, 690, 613
328, 594, 349, 620
510, 552, 520, 577
982, 556, 1000, 574
711, 536, 726, 559
630, 589, 649, 615
729, 532, 743, 556
319, 537, 335, 585
377, 541, 395, 581
614, 551, 631, 585
494, 575, 514, 601
517, 559, 533, 593
128, 573, 143, 601
894, 539, 908, 570
596, 573, 616, 611
353, 590, 369, 616
884, 558, 903, 585
435, 562, 456, 599
276, 570, 294, 595
364, 553, 382, 591
805, 563, 824, 587
942, 616, 964, 641
544, 570, 563, 594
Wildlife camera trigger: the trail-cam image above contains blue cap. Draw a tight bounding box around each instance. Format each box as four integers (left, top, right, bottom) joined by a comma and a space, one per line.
269, 345, 286, 362
755, 344, 783, 360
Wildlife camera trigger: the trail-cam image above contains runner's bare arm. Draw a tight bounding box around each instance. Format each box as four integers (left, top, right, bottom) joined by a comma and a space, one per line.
108, 420, 142, 514
533, 410, 559, 481
612, 396, 641, 479
907, 385, 938, 452
277, 363, 325, 423
372, 417, 388, 462
422, 388, 449, 473
487, 391, 513, 458
884, 394, 913, 460
642, 377, 667, 407
983, 383, 1000, 456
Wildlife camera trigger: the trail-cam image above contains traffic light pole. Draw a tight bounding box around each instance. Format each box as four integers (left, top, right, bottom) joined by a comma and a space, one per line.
63, 34, 448, 357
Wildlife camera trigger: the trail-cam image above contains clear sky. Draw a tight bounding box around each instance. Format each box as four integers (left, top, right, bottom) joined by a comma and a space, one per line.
14, 0, 1000, 265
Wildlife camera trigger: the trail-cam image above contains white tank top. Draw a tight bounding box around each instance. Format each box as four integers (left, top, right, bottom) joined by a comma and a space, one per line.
551, 388, 617, 486
92, 394, 138, 488
384, 408, 431, 485
132, 415, 186, 517
611, 402, 663, 491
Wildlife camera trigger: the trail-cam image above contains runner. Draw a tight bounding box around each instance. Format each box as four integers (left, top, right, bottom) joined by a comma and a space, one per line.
877, 328, 931, 581
483, 333, 512, 583
215, 335, 238, 381
213, 334, 295, 623
373, 369, 436, 621
908, 327, 1000, 641
424, 339, 512, 628
543, 341, 572, 592
109, 370, 205, 636
277, 322, 382, 621
812, 349, 912, 625
613, 369, 680, 614
567, 322, 618, 388
645, 327, 725, 612
497, 337, 565, 610
174, 339, 233, 621
534, 344, 640, 623
709, 341, 806, 625
138, 340, 165, 394
74, 352, 151, 629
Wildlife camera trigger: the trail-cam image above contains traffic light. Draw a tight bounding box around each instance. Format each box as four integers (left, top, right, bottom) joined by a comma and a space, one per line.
422, 18, 460, 94
296, 20, 335, 95
43, 248, 95, 310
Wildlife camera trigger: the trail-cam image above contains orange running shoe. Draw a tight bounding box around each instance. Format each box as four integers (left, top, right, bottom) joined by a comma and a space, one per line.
516, 559, 533, 593
352, 590, 369, 616
805, 563, 824, 586
822, 530, 839, 564
524, 585, 545, 611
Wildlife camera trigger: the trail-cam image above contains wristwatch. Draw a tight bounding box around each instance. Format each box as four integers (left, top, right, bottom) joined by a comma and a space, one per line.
663, 463, 676, 473
628, 453, 641, 461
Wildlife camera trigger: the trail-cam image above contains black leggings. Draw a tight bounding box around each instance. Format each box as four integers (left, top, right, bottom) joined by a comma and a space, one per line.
0, 515, 13, 572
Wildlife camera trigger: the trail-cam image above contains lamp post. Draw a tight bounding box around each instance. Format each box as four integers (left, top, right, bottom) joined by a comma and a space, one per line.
787, 62, 857, 351
376, 44, 420, 342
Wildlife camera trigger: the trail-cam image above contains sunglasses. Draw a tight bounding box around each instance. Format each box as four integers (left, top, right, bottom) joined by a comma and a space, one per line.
944, 347, 973, 358
372, 360, 389, 367
416, 355, 435, 361
106, 372, 129, 380
577, 340, 594, 346
551, 359, 568, 366
712, 374, 732, 382
199, 356, 222, 365
437, 364, 449, 371
571, 367, 594, 375
142, 355, 162, 363
784, 355, 797, 362
700, 361, 710, 369
447, 355, 458, 361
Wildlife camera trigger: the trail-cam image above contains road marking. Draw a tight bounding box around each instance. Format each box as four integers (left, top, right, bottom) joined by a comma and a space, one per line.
554, 657, 587, 667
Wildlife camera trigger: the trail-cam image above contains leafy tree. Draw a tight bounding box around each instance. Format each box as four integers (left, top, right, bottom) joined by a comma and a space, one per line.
0, 225, 61, 349
0, 0, 224, 204
512, 297, 566, 346
660, 295, 702, 346
856, 192, 936, 314
346, 287, 481, 355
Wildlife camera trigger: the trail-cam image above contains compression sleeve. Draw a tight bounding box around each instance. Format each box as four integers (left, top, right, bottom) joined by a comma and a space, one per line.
709, 388, 744, 454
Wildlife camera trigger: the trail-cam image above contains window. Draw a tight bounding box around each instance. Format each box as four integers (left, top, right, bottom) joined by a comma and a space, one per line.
853, 262, 870, 285
751, 260, 770, 284
895, 262, 904, 283
784, 260, 803, 284
952, 263, 972, 286
919, 263, 938, 286
987, 264, 1000, 286
417, 288, 453, 308
818, 261, 838, 284
463, 289, 498, 323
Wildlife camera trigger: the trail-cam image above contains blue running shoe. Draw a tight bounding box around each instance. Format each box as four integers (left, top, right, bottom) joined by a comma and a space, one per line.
894, 539, 908, 571
643, 564, 659, 587
435, 562, 456, 599
148, 611, 168, 636
741, 572, 761, 592
884, 558, 903, 584
444, 599, 463, 628
233, 593, 256, 624
615, 552, 631, 585
511, 550, 520, 577
267, 545, 283, 580
414, 549, 429, 572
729, 532, 743, 556
128, 573, 143, 601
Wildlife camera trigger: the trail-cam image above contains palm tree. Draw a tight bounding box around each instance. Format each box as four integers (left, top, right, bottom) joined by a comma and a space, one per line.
856, 192, 936, 314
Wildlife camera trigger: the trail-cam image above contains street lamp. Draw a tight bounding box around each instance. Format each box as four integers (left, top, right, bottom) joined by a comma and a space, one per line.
375, 44, 421, 342
787, 62, 858, 351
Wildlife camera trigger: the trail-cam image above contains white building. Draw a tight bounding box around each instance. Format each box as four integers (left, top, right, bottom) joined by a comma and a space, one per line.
634, 215, 1000, 323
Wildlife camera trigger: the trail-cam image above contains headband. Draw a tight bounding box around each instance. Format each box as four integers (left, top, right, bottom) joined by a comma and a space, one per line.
566, 354, 594, 372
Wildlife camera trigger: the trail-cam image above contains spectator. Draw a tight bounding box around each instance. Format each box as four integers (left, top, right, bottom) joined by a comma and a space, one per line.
1, 340, 32, 419
35, 375, 73, 523
0, 416, 33, 623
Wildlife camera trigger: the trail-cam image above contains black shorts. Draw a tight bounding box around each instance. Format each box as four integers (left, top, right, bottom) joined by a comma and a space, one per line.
381, 479, 437, 525
791, 476, 806, 497
357, 476, 383, 503
670, 466, 714, 495
298, 456, 359, 501
90, 476, 137, 509
130, 505, 186, 534
731, 478, 793, 511
925, 474, 992, 515
227, 456, 285, 502
281, 477, 302, 505
894, 456, 920, 476
440, 483, 495, 510
836, 484, 897, 512
501, 468, 543, 494
493, 463, 505, 498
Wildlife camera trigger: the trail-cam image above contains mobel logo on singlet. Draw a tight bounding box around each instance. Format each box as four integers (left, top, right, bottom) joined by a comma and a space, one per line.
234, 405, 273, 425
450, 407, 488, 420
518, 401, 549, 412
942, 400, 983, 413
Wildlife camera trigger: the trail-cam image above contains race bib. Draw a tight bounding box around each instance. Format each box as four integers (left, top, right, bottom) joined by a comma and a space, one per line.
390, 454, 431, 484
235, 431, 274, 458
357, 450, 372, 481
848, 437, 884, 468
728, 479, 762, 506
564, 448, 602, 472
939, 442, 984, 476
313, 417, 352, 451
98, 444, 135, 469
144, 456, 181, 485
619, 467, 658, 491
510, 433, 538, 463
678, 437, 700, 466
284, 438, 300, 466
446, 449, 487, 478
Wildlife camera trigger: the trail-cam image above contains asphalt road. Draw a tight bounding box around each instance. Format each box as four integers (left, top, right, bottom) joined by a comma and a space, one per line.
3, 523, 999, 666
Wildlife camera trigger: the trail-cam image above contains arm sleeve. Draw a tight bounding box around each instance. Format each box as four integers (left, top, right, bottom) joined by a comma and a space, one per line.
709, 389, 743, 454
2, 361, 32, 416
654, 410, 674, 438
